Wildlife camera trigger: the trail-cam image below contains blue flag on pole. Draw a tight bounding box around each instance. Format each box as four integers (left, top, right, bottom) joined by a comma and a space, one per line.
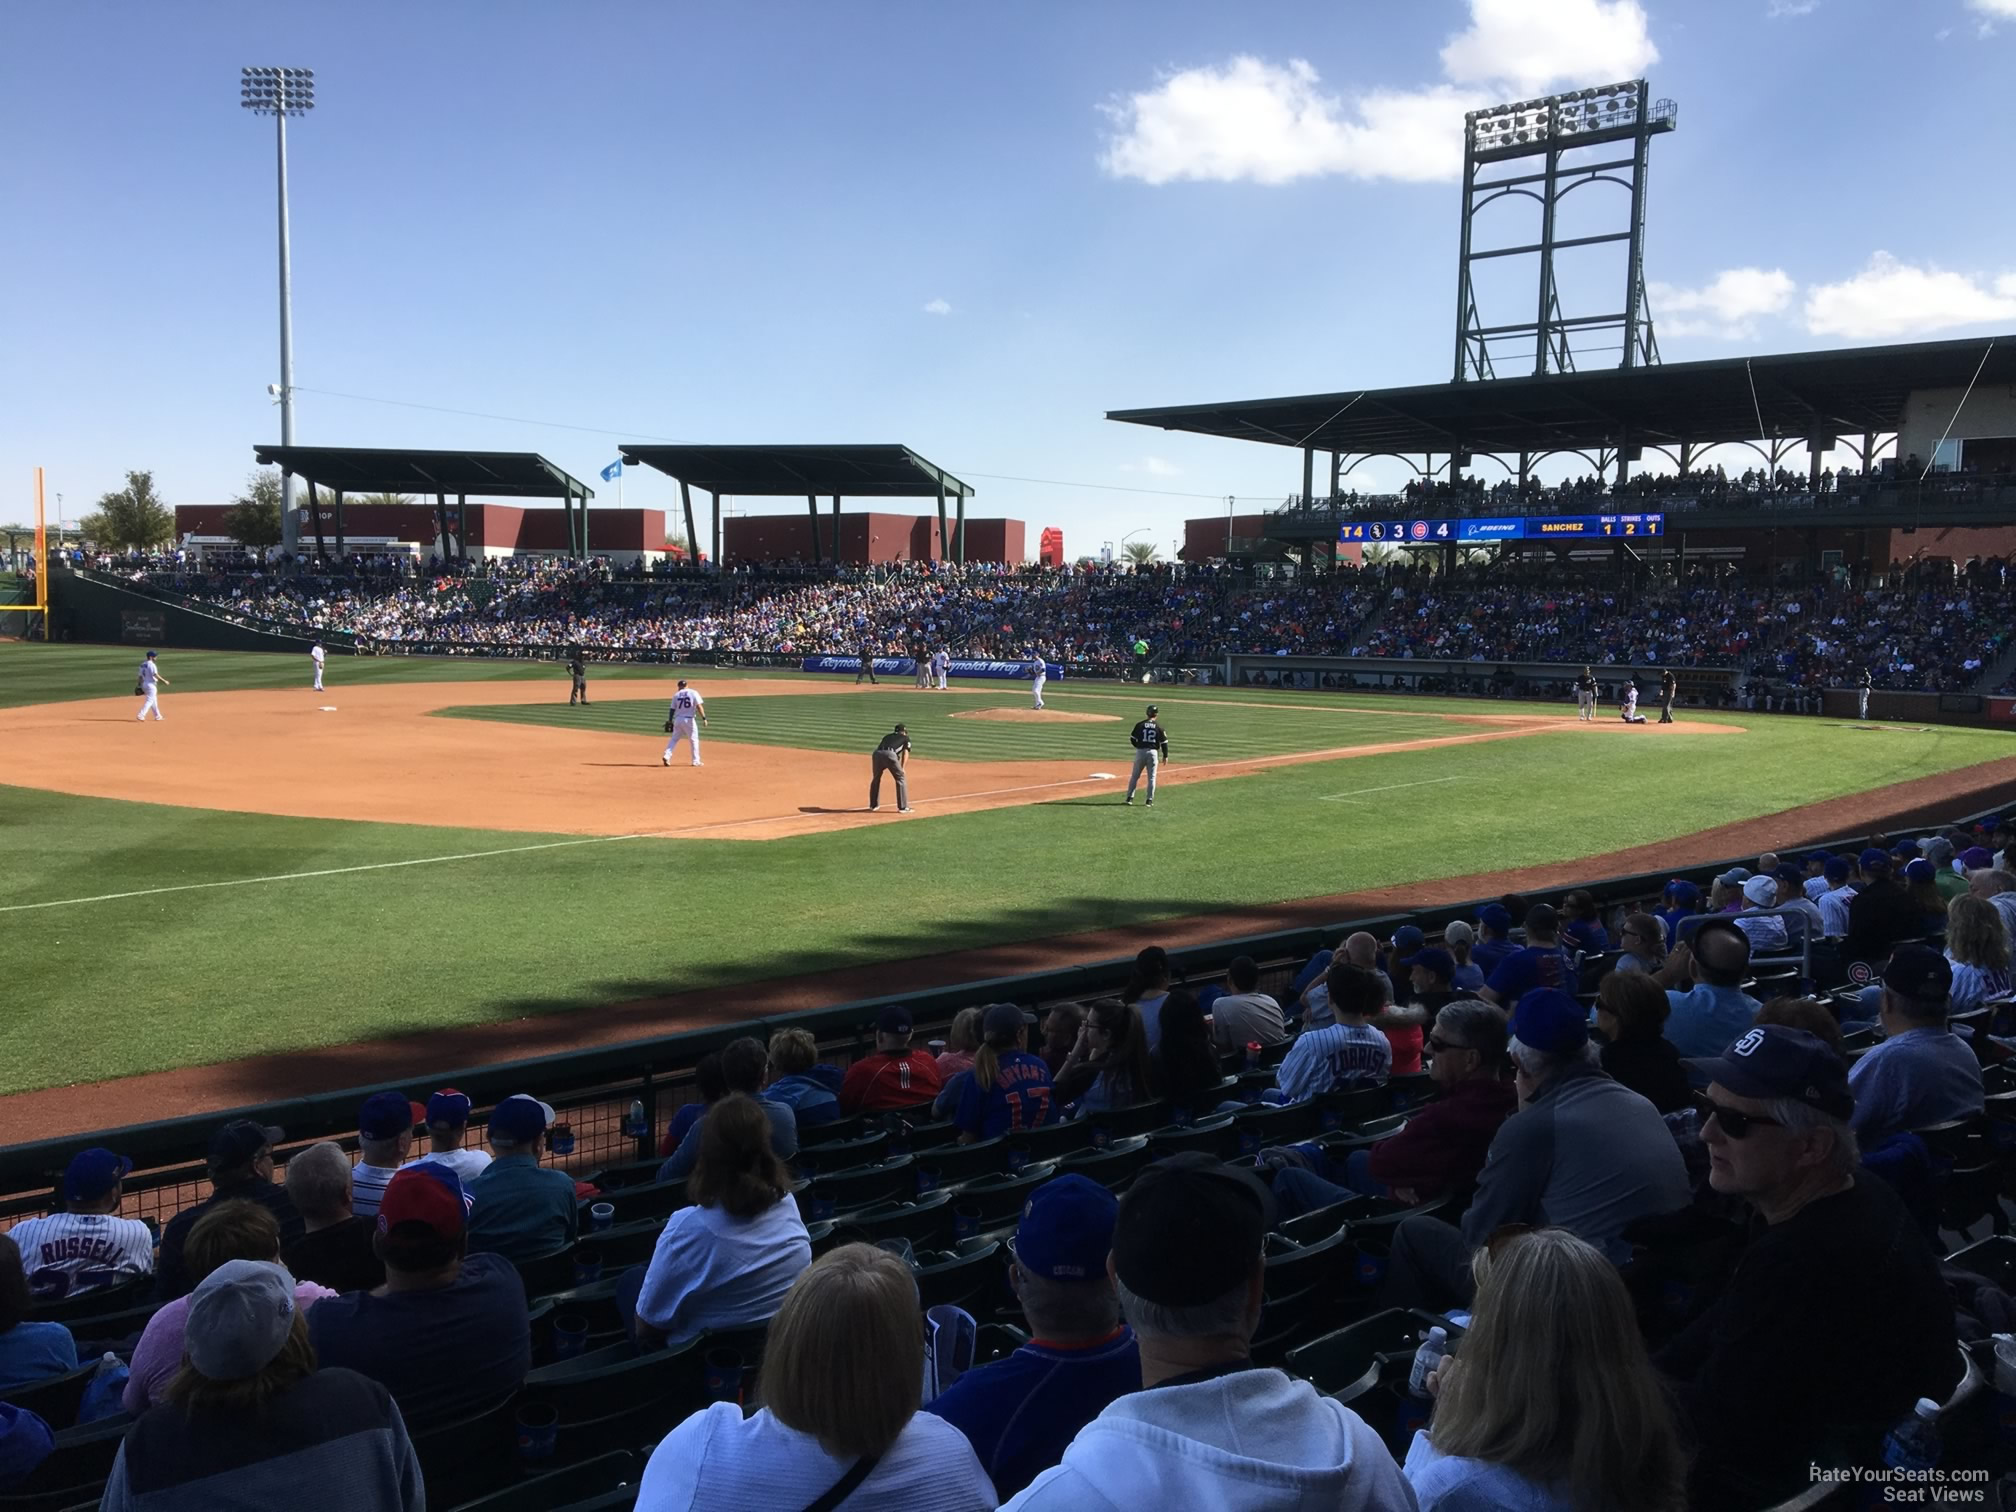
600, 460, 623, 482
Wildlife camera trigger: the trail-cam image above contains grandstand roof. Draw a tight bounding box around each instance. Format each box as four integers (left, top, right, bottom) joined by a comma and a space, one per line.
1107, 334, 2016, 457
252, 446, 594, 499
618, 444, 973, 499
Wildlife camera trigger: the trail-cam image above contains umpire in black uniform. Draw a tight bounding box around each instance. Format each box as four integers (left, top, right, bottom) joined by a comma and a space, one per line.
856, 636, 879, 685
870, 723, 911, 813
1658, 668, 1677, 723
567, 646, 589, 706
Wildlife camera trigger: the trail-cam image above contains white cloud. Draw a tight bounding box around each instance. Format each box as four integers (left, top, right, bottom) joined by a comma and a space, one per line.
1648, 267, 1796, 339
1766, 0, 1817, 15
1121, 456, 1184, 477
922, 298, 952, 316
1803, 252, 2016, 339
1967, 0, 2016, 15
1100, 0, 1658, 186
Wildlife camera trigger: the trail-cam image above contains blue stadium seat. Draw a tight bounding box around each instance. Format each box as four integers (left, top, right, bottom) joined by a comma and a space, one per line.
790, 1129, 889, 1174
1056, 1136, 1155, 1192
797, 1155, 917, 1217
442, 1449, 641, 1512
0, 1411, 133, 1512
832, 1190, 956, 1250
915, 1242, 1004, 1313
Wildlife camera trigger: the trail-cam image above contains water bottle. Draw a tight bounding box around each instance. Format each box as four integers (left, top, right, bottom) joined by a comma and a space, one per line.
1408, 1325, 1449, 1398
624, 1099, 646, 1139
1881, 1396, 1942, 1473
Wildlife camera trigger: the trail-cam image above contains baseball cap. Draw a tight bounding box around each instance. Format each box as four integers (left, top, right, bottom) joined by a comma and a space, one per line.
426, 1088, 473, 1129
1824, 857, 1852, 883
61, 1148, 132, 1204
359, 1091, 426, 1141
378, 1162, 470, 1247
1012, 1174, 1118, 1281
1863, 855, 1893, 878
1689, 1026, 1853, 1120
1801, 850, 1831, 869
1477, 903, 1513, 931
1883, 944, 1953, 1008
1663, 879, 1700, 903
1925, 837, 1956, 865
1509, 988, 1589, 1055
1409, 947, 1455, 981
1774, 865, 1805, 887
1112, 1153, 1274, 1307
1145, 704, 1159, 715
488, 1094, 555, 1144
1960, 846, 1994, 871
1859, 847, 1890, 871
1740, 875, 1777, 907
1390, 926, 1426, 957
1904, 858, 1936, 884
982, 1002, 1037, 1040
1442, 920, 1476, 947
185, 1260, 298, 1381
1716, 868, 1751, 888
876, 1005, 913, 1036
209, 1119, 284, 1171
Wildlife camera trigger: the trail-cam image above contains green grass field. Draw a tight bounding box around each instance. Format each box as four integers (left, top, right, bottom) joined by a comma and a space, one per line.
5, 640, 2014, 1097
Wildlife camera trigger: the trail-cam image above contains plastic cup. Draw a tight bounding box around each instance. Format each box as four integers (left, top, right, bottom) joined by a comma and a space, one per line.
550, 1314, 589, 1361
954, 1202, 981, 1241
572, 1254, 603, 1286
1245, 1041, 1262, 1070
704, 1347, 744, 1404
549, 1122, 576, 1156
590, 1202, 615, 1231
514, 1402, 559, 1463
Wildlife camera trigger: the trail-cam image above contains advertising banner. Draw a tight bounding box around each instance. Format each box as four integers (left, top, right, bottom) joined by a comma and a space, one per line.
800, 656, 1063, 680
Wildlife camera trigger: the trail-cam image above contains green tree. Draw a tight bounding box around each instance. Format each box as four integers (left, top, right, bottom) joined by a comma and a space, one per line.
1122, 540, 1160, 565
223, 470, 284, 549
356, 492, 417, 508
80, 470, 174, 550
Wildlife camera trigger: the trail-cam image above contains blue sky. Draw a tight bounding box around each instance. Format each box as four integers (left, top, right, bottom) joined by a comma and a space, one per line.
6, 0, 2015, 553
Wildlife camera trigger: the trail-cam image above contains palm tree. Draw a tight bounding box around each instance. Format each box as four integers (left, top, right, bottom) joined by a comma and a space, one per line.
355, 492, 418, 508
1122, 540, 1160, 566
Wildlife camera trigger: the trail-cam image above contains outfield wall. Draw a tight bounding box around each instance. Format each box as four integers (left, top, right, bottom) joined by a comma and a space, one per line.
48, 570, 328, 654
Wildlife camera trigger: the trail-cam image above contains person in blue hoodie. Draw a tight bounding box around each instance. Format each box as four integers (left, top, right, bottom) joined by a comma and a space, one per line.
762, 1029, 842, 1131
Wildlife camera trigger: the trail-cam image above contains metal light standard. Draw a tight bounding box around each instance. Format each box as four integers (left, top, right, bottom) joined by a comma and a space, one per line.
240, 66, 314, 557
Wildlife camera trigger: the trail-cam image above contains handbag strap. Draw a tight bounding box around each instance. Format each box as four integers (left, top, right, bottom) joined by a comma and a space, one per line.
801, 1454, 881, 1512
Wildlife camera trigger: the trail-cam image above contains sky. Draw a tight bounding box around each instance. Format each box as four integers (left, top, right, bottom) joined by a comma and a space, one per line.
6, 0, 2016, 555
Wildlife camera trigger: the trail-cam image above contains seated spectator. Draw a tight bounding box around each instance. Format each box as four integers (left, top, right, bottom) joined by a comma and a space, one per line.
926, 1175, 1139, 1498
126, 1200, 337, 1412
1754, 995, 1845, 1056
1612, 912, 1666, 975
8, 1147, 153, 1301
103, 1260, 423, 1512
635, 1243, 994, 1510
1595, 972, 1692, 1113
1772, 867, 1825, 944
935, 1008, 984, 1079
766, 1028, 843, 1129
407, 1088, 492, 1183
625, 1095, 811, 1350
349, 1092, 425, 1221
1441, 920, 1486, 992
1653, 880, 1701, 949
1054, 999, 1152, 1117
1654, 919, 1760, 1058
0, 1400, 52, 1489
1849, 946, 1985, 1145
1903, 859, 1948, 935
1478, 904, 1576, 1006
1123, 946, 1174, 1049
1276, 963, 1392, 1101
1925, 836, 1966, 901
1381, 947, 1455, 1076
1816, 856, 1858, 937
1659, 1026, 1960, 1505
1008, 1153, 1412, 1509
1846, 854, 1924, 964
1286, 934, 1341, 1009
1969, 867, 2016, 942
1037, 1003, 1085, 1077
1144, 991, 1225, 1112
156, 1119, 302, 1300
0, 1236, 75, 1395
1405, 1228, 1686, 1512
1207, 957, 1287, 1052
464, 1095, 579, 1264
1384, 990, 1689, 1312
308, 1164, 530, 1428
283, 1141, 386, 1295
1558, 889, 1610, 955
660, 1036, 798, 1182
1800, 852, 1833, 902
1295, 932, 1391, 1030
1732, 875, 1790, 952
953, 1004, 1055, 1142
1471, 904, 1517, 975
838, 1007, 945, 1114
1944, 893, 2012, 1010
660, 1052, 729, 1157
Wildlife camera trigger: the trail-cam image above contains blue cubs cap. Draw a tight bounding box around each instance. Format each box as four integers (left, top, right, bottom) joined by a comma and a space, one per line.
1478, 904, 1513, 931
1859, 847, 1889, 870
1689, 1025, 1852, 1120
426, 1088, 473, 1128
62, 1148, 132, 1203
1802, 851, 1831, 868
1391, 926, 1426, 956
1883, 944, 1952, 1009
1408, 947, 1456, 980
1904, 858, 1936, 884
488, 1094, 554, 1143
358, 1090, 426, 1141
1012, 1174, 1118, 1282
1510, 988, 1589, 1055
982, 1002, 1037, 1040
1774, 865, 1805, 887
1824, 857, 1852, 882
876, 1005, 913, 1035
1663, 879, 1700, 902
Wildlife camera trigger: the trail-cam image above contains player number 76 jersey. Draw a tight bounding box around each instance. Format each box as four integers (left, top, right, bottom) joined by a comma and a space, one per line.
671, 689, 701, 719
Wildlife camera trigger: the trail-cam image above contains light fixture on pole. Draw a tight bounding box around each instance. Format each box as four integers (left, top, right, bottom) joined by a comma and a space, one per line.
240, 66, 315, 558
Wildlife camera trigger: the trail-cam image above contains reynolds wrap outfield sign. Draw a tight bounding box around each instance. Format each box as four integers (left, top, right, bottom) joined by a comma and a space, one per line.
801, 656, 1063, 680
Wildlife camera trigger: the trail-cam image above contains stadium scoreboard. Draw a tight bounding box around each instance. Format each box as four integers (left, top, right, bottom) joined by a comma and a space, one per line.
1337, 513, 1664, 545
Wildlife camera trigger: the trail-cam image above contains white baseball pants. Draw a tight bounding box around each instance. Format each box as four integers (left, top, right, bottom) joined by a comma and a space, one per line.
665, 720, 701, 764
137, 690, 162, 721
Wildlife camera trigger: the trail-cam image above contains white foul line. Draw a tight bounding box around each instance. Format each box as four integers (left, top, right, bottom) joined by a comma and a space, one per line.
0, 832, 660, 915
1317, 775, 1463, 803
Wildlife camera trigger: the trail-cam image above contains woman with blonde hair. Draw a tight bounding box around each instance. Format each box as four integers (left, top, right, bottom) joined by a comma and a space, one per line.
936, 1007, 984, 1079
1945, 892, 2012, 1011
635, 1243, 995, 1510
1406, 1227, 1687, 1511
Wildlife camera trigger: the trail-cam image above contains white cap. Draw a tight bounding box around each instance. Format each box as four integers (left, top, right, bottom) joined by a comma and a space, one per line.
186, 1260, 297, 1380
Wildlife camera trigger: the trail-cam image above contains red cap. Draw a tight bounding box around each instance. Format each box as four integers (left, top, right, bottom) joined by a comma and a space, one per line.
377, 1162, 468, 1242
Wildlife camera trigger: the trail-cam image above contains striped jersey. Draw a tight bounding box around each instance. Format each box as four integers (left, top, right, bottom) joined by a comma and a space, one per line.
670, 688, 703, 721
9, 1212, 156, 1300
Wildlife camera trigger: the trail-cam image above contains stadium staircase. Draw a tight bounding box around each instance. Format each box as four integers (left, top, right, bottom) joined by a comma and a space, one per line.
1972, 637, 2016, 695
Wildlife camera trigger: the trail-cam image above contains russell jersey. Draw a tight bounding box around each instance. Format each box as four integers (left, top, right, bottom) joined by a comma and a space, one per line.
9, 1213, 156, 1300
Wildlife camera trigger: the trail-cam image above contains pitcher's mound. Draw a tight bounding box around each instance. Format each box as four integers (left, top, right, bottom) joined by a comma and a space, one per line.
952, 707, 1119, 724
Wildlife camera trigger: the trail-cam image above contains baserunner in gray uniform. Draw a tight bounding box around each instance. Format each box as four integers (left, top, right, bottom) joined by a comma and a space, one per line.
1124, 704, 1169, 808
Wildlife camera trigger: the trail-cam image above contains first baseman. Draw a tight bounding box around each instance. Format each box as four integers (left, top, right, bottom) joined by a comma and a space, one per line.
932, 646, 950, 690
136, 650, 168, 721
310, 640, 326, 691
662, 679, 707, 766
1124, 703, 1169, 806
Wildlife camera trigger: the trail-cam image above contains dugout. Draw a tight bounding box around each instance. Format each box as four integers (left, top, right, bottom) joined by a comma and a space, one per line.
618, 443, 976, 566
254, 445, 597, 564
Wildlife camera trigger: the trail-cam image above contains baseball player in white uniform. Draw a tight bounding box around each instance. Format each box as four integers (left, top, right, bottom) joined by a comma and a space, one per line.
663, 679, 707, 766
932, 646, 951, 690
9, 1148, 155, 1300
1030, 649, 1048, 710
136, 650, 168, 720
310, 640, 326, 691
1620, 679, 1647, 724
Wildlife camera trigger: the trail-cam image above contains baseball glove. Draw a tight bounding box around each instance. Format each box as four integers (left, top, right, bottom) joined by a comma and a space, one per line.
134, 683, 145, 696
663, 718, 675, 732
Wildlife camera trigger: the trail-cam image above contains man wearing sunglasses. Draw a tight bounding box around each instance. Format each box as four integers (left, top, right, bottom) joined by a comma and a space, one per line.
1658, 1025, 1959, 1506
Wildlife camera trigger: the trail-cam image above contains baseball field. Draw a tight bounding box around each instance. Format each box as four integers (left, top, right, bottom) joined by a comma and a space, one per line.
8, 639, 2016, 1131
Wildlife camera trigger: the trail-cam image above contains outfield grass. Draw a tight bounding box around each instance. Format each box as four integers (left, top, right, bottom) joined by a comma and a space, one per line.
4, 642, 2014, 1095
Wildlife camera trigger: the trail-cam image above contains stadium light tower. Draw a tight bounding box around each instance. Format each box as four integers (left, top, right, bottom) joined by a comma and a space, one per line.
240, 66, 315, 556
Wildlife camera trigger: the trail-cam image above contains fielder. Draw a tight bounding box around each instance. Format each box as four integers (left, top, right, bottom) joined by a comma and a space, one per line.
1030, 650, 1048, 710
310, 640, 326, 691
1857, 669, 1872, 722
662, 679, 707, 766
136, 650, 168, 721
1124, 703, 1169, 807
932, 646, 950, 690
1620, 679, 1647, 724
1573, 666, 1597, 722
